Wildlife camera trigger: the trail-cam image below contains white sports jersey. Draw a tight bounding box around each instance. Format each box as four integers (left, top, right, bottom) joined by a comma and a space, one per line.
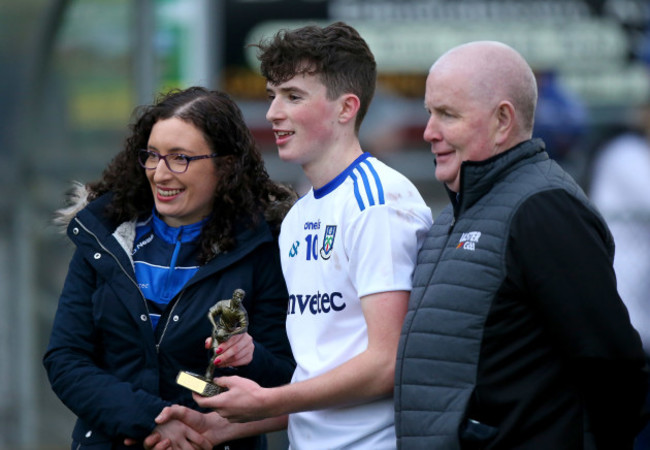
279, 153, 433, 449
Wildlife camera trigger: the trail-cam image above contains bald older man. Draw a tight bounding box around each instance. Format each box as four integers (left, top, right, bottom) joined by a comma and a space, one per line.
395, 41, 648, 449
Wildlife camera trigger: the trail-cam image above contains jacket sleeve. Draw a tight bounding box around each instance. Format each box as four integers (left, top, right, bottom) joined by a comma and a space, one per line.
43, 249, 170, 440
508, 189, 648, 447
235, 240, 295, 388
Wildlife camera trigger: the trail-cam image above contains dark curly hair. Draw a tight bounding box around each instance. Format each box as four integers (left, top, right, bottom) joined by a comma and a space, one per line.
86, 86, 296, 263
253, 21, 377, 133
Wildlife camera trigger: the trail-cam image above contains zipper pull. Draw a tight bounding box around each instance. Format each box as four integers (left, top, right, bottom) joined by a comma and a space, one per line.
448, 216, 456, 234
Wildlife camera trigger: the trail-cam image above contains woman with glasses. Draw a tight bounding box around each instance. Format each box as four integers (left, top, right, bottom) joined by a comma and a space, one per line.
43, 87, 296, 450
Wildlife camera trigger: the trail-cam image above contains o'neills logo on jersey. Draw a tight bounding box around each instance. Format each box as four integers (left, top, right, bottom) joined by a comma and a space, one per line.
132, 233, 154, 256
287, 291, 346, 315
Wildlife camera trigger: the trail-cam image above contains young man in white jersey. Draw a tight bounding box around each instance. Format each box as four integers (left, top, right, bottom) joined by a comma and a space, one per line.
144, 22, 433, 450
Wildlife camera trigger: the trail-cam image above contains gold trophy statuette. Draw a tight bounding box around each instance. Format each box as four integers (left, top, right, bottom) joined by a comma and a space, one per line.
176, 289, 249, 396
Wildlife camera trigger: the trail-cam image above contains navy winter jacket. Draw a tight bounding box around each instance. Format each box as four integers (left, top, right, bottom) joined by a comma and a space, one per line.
44, 192, 294, 449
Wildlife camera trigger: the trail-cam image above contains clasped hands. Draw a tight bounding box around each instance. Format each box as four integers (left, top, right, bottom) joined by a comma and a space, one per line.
125, 333, 263, 450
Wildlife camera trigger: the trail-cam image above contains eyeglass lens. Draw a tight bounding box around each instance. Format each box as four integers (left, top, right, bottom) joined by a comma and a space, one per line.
139, 150, 188, 173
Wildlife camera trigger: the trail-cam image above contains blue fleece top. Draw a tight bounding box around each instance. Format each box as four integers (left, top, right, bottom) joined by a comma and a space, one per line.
132, 213, 206, 328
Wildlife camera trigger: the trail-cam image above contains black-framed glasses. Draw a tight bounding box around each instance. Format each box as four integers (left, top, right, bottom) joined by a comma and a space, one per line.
138, 149, 219, 174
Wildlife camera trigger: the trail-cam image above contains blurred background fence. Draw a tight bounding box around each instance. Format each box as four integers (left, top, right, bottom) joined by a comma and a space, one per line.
1, 0, 650, 448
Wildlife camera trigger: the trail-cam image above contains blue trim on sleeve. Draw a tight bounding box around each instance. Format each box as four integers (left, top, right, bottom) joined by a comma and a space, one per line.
362, 159, 385, 205
356, 165, 375, 206
350, 172, 366, 211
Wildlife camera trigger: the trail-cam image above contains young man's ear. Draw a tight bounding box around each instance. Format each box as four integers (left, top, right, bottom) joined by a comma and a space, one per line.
338, 94, 361, 124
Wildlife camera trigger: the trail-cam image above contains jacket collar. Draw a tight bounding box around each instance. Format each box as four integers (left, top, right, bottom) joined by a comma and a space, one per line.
447, 138, 547, 214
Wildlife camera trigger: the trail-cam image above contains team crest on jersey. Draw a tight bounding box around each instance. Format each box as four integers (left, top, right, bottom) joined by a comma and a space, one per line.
319, 225, 337, 260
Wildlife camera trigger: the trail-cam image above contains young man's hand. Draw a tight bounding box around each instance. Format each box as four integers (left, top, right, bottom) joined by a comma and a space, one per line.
193, 376, 272, 422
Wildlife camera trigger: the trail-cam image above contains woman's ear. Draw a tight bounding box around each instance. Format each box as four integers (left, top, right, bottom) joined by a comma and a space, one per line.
338, 94, 361, 125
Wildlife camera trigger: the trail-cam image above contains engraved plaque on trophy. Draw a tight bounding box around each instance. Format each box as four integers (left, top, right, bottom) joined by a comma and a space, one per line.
176, 289, 249, 396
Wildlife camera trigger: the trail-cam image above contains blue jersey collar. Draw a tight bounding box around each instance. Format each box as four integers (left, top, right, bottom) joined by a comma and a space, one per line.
314, 152, 371, 199
152, 211, 208, 244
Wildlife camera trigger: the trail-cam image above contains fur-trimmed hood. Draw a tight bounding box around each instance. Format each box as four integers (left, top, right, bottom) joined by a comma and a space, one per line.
53, 181, 92, 233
